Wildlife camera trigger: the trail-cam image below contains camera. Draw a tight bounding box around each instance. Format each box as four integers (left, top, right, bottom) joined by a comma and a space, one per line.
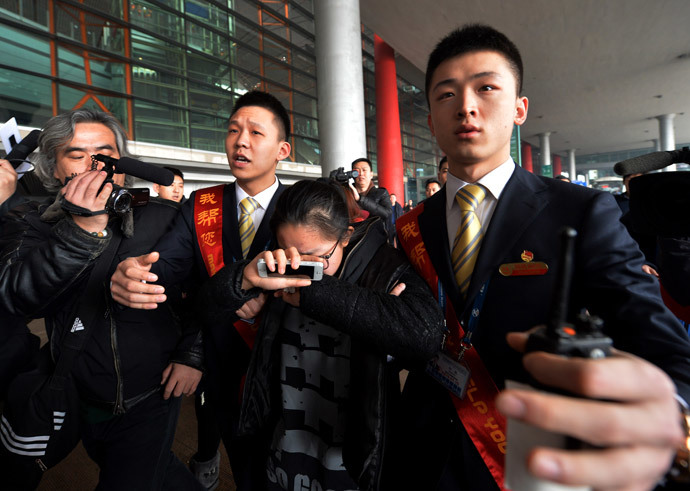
92, 155, 150, 216
329, 167, 359, 184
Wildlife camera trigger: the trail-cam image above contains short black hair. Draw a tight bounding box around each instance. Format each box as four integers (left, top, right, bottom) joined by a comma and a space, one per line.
425, 24, 524, 105
425, 178, 441, 188
163, 166, 184, 180
438, 156, 448, 170
230, 90, 291, 141
351, 157, 372, 171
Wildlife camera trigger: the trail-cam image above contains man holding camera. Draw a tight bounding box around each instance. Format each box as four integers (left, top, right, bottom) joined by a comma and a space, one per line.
0, 109, 203, 490
351, 157, 392, 223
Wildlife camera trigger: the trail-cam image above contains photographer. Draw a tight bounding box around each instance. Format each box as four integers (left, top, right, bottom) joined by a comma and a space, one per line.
350, 157, 392, 224
0, 109, 203, 490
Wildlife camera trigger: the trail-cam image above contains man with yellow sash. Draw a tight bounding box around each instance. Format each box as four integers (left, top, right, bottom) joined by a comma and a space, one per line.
110, 91, 291, 490
393, 25, 690, 490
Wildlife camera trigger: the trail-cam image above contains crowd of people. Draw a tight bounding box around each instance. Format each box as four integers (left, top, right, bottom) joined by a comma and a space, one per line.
0, 23, 689, 491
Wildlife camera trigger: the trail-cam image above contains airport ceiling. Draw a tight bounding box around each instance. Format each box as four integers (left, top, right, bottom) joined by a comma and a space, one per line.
360, 0, 690, 157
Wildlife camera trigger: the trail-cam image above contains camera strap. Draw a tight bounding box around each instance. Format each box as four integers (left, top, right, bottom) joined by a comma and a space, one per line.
60, 196, 108, 217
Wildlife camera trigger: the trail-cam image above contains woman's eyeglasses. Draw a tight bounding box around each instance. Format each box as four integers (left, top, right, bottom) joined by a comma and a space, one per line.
316, 240, 340, 269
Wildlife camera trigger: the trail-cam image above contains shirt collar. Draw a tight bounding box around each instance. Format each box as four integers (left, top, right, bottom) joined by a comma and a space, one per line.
445, 158, 516, 210
235, 177, 279, 210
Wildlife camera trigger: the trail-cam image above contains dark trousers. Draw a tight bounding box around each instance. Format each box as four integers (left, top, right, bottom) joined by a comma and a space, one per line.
80, 392, 203, 491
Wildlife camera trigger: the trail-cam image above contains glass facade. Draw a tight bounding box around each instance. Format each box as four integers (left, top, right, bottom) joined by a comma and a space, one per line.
0, 0, 440, 180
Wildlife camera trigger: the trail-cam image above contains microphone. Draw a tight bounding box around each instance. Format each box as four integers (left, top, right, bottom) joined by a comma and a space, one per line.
93, 154, 174, 186
5, 129, 41, 169
614, 147, 690, 176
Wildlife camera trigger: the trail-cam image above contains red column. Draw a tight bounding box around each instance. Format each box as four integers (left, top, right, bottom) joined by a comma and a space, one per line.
521, 142, 534, 173
374, 34, 404, 200
553, 155, 562, 176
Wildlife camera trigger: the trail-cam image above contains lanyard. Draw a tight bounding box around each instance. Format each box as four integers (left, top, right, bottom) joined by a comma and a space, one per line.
438, 279, 490, 360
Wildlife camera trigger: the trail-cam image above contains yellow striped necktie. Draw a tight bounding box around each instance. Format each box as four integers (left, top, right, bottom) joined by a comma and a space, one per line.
239, 197, 260, 259
452, 184, 487, 298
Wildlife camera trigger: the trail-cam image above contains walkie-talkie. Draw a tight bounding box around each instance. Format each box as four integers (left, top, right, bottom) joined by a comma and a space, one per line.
525, 226, 613, 359
505, 227, 614, 491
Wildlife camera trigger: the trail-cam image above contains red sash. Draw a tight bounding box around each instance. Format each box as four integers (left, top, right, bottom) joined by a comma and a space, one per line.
194, 184, 259, 348
397, 204, 507, 490
660, 281, 690, 324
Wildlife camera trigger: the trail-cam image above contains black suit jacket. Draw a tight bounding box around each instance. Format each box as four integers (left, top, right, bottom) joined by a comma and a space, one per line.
151, 181, 285, 409
393, 165, 690, 490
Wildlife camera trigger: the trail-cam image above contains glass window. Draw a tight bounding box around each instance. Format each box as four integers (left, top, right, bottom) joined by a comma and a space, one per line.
186, 18, 229, 58
292, 71, 316, 96
186, 0, 227, 29
0, 71, 52, 128
58, 44, 127, 94
292, 114, 318, 139
233, 17, 260, 50
134, 99, 189, 147
0, 0, 49, 28
262, 59, 290, 86
258, 7, 290, 42
287, 7, 314, 35
292, 135, 319, 166
129, 1, 184, 43
55, 6, 126, 55
188, 84, 234, 116
187, 51, 232, 87
59, 85, 129, 134
236, 47, 261, 77
293, 92, 317, 119
190, 109, 228, 153
0, 24, 51, 75
132, 30, 185, 72
261, 34, 290, 62
291, 45, 315, 75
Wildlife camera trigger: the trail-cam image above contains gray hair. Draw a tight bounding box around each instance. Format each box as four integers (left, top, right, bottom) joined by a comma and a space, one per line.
34, 109, 133, 193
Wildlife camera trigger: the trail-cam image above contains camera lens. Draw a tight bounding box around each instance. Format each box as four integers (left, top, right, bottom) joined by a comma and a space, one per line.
109, 188, 132, 215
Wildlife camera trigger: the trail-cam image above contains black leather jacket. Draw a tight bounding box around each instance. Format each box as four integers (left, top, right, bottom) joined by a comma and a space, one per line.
0, 197, 203, 410
358, 185, 392, 222
197, 217, 445, 490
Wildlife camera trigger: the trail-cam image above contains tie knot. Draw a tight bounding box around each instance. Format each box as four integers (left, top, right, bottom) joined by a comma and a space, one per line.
240, 197, 259, 215
456, 184, 486, 212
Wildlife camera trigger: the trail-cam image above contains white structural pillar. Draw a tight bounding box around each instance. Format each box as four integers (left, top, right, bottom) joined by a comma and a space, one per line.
567, 149, 576, 181
314, 0, 367, 177
657, 114, 676, 171
539, 132, 552, 175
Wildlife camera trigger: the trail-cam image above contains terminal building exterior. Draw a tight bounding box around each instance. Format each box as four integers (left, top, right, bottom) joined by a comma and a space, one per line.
0, 0, 453, 201
0, 0, 686, 200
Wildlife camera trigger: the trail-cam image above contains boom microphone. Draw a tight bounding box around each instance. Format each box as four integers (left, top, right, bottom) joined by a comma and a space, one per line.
614, 147, 690, 176
93, 154, 174, 186
5, 129, 41, 168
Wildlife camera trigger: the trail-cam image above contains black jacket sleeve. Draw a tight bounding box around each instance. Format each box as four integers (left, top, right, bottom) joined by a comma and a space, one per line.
358, 186, 392, 221
194, 258, 263, 325
0, 203, 109, 317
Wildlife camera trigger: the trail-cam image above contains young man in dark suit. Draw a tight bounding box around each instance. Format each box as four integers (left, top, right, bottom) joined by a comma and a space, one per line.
110, 91, 292, 490
395, 24, 690, 490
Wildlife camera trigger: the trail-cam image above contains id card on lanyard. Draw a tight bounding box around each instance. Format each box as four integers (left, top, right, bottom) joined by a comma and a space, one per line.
426, 281, 489, 399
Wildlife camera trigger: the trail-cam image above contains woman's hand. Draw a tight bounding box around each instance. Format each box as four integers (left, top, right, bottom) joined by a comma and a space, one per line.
242, 247, 317, 293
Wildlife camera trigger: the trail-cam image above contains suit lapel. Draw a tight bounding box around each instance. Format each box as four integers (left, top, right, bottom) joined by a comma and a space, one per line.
464, 166, 550, 308
418, 190, 464, 313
